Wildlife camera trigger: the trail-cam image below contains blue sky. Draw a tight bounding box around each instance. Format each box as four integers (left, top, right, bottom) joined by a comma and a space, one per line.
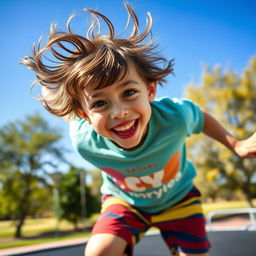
1, 0, 256, 170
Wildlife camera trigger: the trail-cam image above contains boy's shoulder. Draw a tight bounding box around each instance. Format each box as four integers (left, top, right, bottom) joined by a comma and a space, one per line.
69, 116, 91, 135
152, 97, 197, 114
151, 97, 204, 135
153, 96, 195, 104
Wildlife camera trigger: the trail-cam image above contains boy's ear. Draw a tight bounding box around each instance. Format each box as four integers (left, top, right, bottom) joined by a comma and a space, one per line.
77, 109, 91, 124
148, 81, 157, 102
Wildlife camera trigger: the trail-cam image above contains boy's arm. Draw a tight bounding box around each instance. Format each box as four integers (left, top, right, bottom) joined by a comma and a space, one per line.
202, 110, 256, 158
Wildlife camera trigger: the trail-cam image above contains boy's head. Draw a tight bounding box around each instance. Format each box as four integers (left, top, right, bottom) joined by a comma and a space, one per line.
79, 59, 157, 150
21, 3, 174, 121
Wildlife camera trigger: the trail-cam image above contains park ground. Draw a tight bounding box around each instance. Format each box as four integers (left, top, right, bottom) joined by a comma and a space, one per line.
0, 200, 255, 250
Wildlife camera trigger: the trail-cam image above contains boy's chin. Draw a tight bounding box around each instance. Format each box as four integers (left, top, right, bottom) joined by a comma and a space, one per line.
112, 139, 141, 151
115, 137, 147, 151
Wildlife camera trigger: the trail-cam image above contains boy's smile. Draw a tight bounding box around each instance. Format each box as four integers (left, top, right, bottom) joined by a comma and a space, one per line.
79, 62, 156, 150
111, 119, 138, 139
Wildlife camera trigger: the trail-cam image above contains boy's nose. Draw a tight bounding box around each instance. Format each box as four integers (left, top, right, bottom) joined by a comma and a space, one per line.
110, 104, 128, 119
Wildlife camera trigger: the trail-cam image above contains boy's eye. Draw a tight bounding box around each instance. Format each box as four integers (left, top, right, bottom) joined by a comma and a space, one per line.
123, 89, 137, 98
92, 100, 106, 109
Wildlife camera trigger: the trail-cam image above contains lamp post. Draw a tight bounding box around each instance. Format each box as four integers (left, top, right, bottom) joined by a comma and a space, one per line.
50, 172, 62, 237
80, 169, 86, 230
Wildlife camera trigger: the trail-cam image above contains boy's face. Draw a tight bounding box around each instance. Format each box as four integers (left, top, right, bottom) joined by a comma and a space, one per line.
79, 62, 156, 150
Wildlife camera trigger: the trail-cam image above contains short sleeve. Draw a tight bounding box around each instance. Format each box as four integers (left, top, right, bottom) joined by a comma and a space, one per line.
173, 98, 204, 136
69, 117, 91, 150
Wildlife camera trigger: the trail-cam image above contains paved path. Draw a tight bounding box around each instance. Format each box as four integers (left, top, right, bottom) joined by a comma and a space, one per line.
0, 238, 87, 256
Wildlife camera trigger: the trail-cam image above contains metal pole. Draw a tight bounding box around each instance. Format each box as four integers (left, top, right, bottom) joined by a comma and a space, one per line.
80, 169, 86, 229
53, 185, 60, 236
249, 208, 256, 226
50, 172, 62, 237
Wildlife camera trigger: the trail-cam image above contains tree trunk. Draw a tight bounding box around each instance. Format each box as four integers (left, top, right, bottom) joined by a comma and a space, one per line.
74, 220, 79, 231
242, 180, 255, 208
245, 193, 255, 208
15, 217, 25, 238
14, 174, 31, 238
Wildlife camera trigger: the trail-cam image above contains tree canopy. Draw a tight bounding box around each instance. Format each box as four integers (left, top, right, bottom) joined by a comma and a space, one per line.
58, 166, 101, 230
0, 113, 65, 237
185, 57, 256, 206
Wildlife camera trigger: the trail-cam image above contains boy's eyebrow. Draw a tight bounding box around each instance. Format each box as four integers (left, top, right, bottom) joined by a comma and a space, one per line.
86, 80, 139, 99
118, 79, 139, 88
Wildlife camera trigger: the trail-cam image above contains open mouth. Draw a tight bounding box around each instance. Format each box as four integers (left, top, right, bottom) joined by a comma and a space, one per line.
112, 119, 138, 139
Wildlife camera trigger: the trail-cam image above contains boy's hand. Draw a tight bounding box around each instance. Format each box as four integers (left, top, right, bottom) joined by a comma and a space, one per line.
202, 111, 256, 159
234, 132, 256, 158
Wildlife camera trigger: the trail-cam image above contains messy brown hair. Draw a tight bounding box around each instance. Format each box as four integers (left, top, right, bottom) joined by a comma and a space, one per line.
21, 2, 174, 119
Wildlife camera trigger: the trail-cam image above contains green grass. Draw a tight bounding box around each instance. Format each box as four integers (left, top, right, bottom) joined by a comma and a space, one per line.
0, 218, 79, 238
0, 233, 89, 249
0, 214, 98, 249
0, 213, 99, 238
202, 199, 256, 216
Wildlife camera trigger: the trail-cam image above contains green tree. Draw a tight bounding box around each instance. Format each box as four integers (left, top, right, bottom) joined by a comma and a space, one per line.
0, 113, 65, 237
0, 169, 52, 218
185, 57, 256, 206
58, 166, 100, 230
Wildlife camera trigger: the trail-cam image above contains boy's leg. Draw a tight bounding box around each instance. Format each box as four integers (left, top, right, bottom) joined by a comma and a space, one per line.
178, 253, 208, 256
153, 187, 210, 255
85, 233, 128, 256
85, 196, 150, 256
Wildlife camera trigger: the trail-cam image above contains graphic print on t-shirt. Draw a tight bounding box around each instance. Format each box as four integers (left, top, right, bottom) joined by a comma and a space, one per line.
101, 152, 181, 198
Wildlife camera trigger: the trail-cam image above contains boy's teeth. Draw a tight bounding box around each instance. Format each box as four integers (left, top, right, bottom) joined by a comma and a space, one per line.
114, 120, 135, 131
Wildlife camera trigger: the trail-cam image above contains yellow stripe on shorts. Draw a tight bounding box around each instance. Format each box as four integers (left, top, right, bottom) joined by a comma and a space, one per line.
101, 197, 151, 225
152, 196, 203, 223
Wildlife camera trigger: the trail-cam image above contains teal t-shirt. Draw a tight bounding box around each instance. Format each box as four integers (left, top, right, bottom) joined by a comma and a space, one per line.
70, 97, 204, 213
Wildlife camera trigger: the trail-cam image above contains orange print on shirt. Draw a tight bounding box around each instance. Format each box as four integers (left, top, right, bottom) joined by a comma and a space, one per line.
162, 152, 180, 183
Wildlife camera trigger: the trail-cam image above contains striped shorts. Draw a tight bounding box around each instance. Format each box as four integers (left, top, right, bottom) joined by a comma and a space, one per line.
91, 187, 210, 255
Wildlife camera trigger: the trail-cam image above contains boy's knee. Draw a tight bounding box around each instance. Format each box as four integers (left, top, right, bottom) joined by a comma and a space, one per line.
84, 234, 128, 256
84, 245, 108, 256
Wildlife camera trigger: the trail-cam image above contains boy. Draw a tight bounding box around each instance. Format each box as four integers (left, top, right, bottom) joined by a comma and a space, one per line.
21, 3, 256, 256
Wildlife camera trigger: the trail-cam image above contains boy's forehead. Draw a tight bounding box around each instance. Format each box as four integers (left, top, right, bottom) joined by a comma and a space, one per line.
82, 66, 144, 100
85, 61, 141, 92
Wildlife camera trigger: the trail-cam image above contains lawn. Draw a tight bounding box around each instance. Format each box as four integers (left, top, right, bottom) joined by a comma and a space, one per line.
0, 214, 98, 249
0, 200, 255, 249
0, 218, 82, 238
0, 233, 89, 249
202, 200, 256, 215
